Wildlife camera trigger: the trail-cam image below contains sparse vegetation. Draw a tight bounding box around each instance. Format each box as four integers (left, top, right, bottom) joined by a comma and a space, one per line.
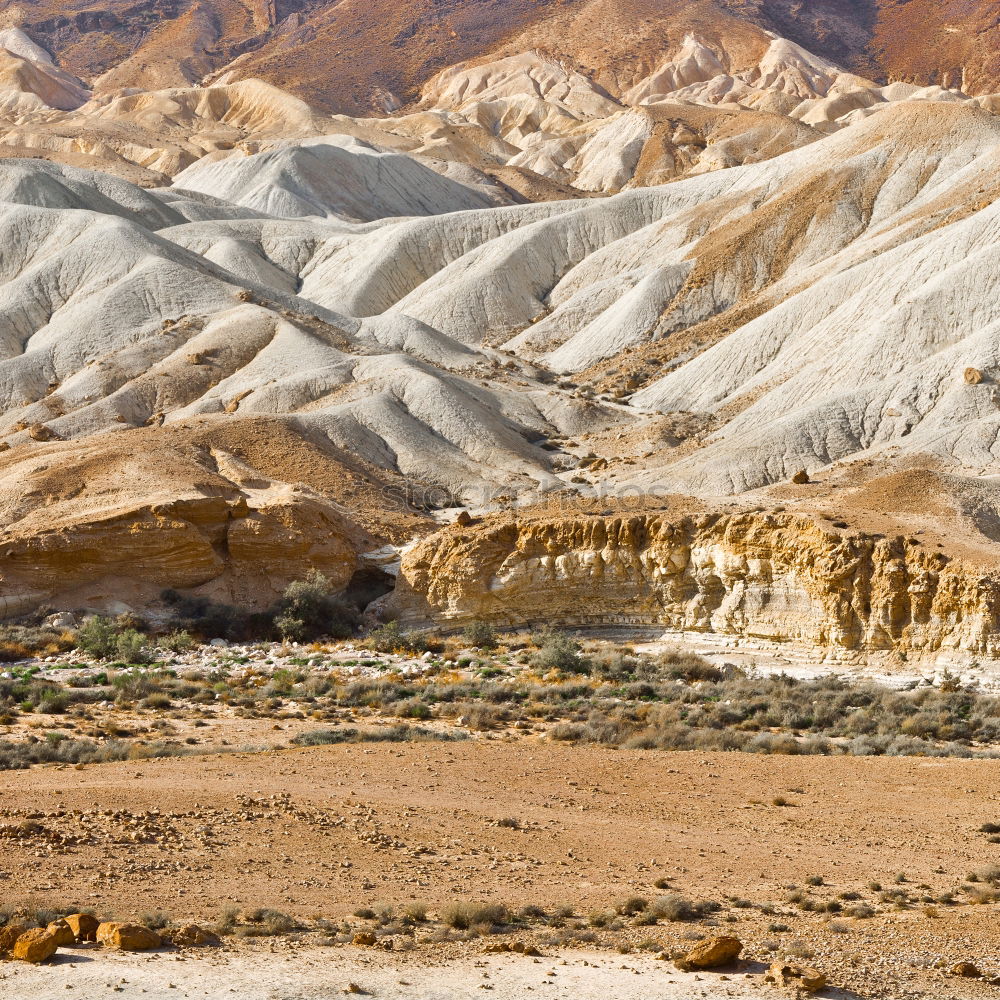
0, 625, 76, 662
77, 616, 152, 664
273, 570, 359, 642
463, 621, 499, 650
441, 902, 509, 930
530, 630, 588, 673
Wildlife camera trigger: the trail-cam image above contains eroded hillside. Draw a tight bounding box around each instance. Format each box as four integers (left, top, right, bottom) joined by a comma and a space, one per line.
0, 26, 993, 659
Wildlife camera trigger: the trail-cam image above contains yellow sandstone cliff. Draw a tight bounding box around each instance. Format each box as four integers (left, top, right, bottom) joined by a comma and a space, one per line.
390, 508, 1000, 658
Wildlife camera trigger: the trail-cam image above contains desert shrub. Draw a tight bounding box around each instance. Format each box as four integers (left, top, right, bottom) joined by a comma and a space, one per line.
590, 651, 641, 680
291, 725, 466, 746
160, 630, 196, 653
649, 895, 720, 922
363, 621, 434, 654
402, 903, 428, 923
141, 693, 172, 710
161, 591, 249, 640
655, 648, 725, 682
37, 692, 69, 715
112, 671, 162, 703
531, 630, 588, 674
114, 629, 151, 665
0, 736, 188, 770
970, 864, 1000, 884
614, 896, 648, 916
441, 902, 509, 930
0, 625, 76, 662
77, 617, 151, 664
241, 908, 297, 935
273, 571, 358, 642
463, 621, 499, 650
76, 616, 122, 660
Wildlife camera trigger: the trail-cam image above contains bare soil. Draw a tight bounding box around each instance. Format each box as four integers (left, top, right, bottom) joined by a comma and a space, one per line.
2, 741, 1000, 997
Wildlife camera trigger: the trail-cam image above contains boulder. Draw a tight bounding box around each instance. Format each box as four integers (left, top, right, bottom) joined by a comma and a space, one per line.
167, 924, 220, 948
764, 961, 827, 993
676, 935, 743, 970
0, 922, 29, 953
64, 913, 100, 942
13, 928, 59, 963
351, 931, 377, 946
45, 919, 76, 947
791, 469, 810, 485
952, 962, 982, 978
28, 423, 59, 442
44, 612, 78, 629
96, 922, 162, 951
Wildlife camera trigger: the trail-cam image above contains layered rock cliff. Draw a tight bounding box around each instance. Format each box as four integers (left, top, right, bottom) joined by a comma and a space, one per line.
0, 418, 428, 616
390, 508, 1000, 659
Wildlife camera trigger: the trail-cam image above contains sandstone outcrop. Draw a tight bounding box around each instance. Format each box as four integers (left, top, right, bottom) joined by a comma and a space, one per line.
167, 924, 220, 948
675, 935, 743, 970
0, 922, 28, 953
390, 506, 1000, 659
0, 419, 414, 614
763, 961, 827, 992
64, 913, 100, 942
12, 927, 59, 963
44, 919, 75, 947
96, 922, 162, 951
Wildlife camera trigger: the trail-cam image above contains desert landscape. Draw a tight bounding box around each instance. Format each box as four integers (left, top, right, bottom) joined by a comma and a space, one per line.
1, 0, 1000, 996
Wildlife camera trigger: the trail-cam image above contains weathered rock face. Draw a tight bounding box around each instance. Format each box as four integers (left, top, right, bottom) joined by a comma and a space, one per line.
390, 510, 1000, 658
167, 924, 220, 948
44, 919, 76, 947
0, 420, 404, 615
0, 490, 358, 616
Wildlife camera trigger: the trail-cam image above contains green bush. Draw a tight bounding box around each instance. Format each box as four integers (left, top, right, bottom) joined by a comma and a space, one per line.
160, 630, 196, 653
530, 630, 588, 673
363, 620, 433, 654
463, 621, 499, 650
77, 617, 151, 664
274, 571, 358, 641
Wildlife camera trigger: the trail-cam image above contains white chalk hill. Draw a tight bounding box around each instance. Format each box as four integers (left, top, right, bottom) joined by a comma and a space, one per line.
0, 39, 999, 505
